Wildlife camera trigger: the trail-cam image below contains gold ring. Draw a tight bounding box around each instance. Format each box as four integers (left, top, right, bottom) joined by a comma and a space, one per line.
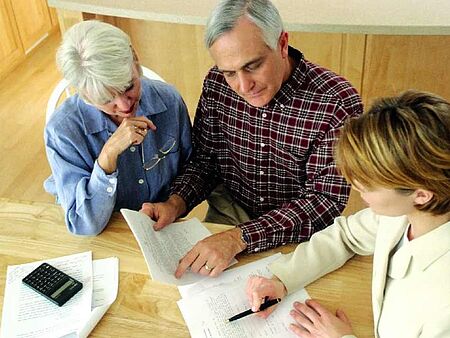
204, 264, 213, 271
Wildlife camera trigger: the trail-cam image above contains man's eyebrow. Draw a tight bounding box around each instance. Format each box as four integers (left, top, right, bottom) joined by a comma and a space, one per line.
218, 56, 264, 73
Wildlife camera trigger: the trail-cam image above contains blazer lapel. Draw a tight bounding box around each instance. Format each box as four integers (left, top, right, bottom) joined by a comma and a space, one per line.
371, 218, 408, 336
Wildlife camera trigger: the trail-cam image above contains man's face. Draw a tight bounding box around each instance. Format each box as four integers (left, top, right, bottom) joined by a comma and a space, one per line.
209, 17, 290, 107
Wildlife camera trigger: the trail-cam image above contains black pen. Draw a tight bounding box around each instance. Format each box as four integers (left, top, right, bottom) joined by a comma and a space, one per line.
228, 298, 282, 322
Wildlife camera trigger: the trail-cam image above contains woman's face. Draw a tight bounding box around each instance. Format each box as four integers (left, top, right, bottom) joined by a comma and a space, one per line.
353, 182, 416, 217
93, 65, 142, 124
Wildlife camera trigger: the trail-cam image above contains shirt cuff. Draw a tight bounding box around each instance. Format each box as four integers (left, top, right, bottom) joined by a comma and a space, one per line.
91, 160, 118, 196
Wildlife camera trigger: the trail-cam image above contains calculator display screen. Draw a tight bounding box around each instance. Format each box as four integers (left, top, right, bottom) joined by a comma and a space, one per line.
51, 280, 74, 298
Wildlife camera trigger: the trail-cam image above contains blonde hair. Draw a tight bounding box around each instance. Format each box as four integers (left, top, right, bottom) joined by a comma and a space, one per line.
56, 20, 142, 105
336, 90, 450, 215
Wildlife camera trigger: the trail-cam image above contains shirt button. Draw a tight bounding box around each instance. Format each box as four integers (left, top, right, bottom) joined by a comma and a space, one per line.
138, 179, 144, 185
130, 146, 136, 152
259, 170, 264, 175
260, 197, 264, 202
108, 178, 115, 184
106, 187, 113, 193
262, 113, 267, 118
261, 143, 266, 148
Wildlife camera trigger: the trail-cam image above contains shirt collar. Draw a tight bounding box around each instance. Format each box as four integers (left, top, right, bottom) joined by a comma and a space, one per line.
80, 77, 168, 135
271, 46, 306, 108
389, 220, 450, 278
409, 220, 450, 271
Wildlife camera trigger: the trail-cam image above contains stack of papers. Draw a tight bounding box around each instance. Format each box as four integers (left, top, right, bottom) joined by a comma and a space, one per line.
120, 210, 310, 338
0, 252, 118, 338
176, 254, 310, 338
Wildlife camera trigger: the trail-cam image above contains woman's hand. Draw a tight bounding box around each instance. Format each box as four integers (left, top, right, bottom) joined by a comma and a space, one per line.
98, 116, 155, 173
289, 299, 354, 338
246, 275, 287, 318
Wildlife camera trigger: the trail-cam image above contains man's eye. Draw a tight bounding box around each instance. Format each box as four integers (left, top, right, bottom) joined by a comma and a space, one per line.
223, 72, 235, 78
246, 62, 261, 72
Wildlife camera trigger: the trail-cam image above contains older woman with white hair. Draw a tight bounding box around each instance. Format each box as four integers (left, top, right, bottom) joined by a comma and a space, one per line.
44, 20, 192, 235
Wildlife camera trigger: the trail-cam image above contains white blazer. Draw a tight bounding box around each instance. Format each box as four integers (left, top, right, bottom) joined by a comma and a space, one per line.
270, 208, 450, 338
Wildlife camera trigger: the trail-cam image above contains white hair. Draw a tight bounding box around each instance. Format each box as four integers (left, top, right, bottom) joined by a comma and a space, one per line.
56, 20, 141, 104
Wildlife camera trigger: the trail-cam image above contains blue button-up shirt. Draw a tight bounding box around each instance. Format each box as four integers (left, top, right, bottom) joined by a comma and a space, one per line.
45, 78, 192, 235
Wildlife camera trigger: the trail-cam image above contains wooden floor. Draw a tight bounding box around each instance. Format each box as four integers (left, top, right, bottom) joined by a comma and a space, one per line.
0, 32, 62, 203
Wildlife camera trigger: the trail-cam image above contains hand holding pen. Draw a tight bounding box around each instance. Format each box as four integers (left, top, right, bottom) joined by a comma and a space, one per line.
245, 275, 288, 319
228, 297, 282, 322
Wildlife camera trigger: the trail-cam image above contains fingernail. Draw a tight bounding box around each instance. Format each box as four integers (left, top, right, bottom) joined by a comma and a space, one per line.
294, 301, 300, 306
252, 306, 257, 312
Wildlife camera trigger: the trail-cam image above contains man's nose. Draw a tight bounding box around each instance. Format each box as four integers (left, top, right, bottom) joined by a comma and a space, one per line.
237, 73, 254, 94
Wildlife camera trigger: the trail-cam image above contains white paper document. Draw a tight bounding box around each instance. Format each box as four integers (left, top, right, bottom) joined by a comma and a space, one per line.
74, 257, 119, 338
121, 209, 216, 285
177, 254, 310, 338
0, 252, 93, 338
1, 254, 119, 338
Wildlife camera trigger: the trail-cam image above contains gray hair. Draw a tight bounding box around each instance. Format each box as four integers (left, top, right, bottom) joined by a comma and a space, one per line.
56, 20, 141, 105
205, 0, 284, 50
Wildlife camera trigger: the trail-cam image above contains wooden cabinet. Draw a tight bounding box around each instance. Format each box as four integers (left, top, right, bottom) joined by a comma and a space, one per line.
55, 11, 450, 115
0, 0, 58, 80
11, 0, 53, 52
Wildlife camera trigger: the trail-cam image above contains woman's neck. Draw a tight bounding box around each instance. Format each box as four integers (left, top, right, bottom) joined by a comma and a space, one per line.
408, 211, 450, 240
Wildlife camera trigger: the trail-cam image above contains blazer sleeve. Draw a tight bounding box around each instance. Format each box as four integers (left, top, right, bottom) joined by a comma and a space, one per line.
269, 208, 379, 294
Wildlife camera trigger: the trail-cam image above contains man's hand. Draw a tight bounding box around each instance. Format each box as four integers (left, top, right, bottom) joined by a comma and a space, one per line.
289, 299, 354, 338
140, 194, 186, 230
175, 228, 246, 278
99, 116, 156, 174
246, 276, 287, 318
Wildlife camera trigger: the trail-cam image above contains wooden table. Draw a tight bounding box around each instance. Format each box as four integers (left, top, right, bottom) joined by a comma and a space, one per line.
0, 199, 374, 337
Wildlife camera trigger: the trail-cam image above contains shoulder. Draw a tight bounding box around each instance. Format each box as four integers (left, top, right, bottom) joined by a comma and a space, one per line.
141, 77, 183, 103
301, 59, 362, 113
45, 95, 85, 137
202, 66, 228, 91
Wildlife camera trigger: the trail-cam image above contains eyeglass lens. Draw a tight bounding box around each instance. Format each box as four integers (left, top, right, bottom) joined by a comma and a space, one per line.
142, 136, 176, 171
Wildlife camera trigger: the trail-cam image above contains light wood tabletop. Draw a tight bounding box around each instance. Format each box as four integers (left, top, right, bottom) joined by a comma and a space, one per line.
0, 198, 374, 337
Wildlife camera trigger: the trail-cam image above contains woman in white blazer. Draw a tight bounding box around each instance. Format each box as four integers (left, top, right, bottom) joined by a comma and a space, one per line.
246, 90, 450, 338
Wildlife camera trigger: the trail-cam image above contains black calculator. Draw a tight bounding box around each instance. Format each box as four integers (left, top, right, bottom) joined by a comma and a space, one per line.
22, 262, 83, 307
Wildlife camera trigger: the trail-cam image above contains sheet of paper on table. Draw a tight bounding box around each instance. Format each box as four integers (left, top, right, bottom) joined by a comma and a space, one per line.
177, 254, 310, 338
0, 252, 119, 338
121, 209, 236, 286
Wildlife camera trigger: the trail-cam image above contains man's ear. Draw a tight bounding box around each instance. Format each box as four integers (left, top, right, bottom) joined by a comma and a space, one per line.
279, 31, 289, 58
413, 189, 434, 206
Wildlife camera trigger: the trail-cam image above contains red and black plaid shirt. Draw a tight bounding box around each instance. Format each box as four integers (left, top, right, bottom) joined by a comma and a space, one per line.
172, 47, 363, 253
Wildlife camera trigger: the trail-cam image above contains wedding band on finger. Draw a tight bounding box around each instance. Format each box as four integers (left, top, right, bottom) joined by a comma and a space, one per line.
204, 264, 213, 271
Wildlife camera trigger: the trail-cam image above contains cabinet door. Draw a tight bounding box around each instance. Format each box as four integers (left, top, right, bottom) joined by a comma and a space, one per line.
0, 0, 24, 80
10, 0, 52, 52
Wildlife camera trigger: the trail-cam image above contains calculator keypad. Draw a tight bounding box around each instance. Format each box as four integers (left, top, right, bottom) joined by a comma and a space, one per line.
22, 263, 83, 306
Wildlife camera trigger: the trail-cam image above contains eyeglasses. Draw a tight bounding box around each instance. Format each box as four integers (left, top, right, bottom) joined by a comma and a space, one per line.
142, 136, 177, 171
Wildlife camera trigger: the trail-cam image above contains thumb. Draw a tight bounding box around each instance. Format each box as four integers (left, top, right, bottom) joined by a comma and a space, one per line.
153, 214, 173, 231
336, 309, 351, 324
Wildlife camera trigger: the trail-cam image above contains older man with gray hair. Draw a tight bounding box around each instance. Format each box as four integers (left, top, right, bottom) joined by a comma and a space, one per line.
142, 0, 363, 277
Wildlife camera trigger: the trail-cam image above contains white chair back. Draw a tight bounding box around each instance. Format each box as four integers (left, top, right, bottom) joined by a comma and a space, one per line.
45, 65, 165, 124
